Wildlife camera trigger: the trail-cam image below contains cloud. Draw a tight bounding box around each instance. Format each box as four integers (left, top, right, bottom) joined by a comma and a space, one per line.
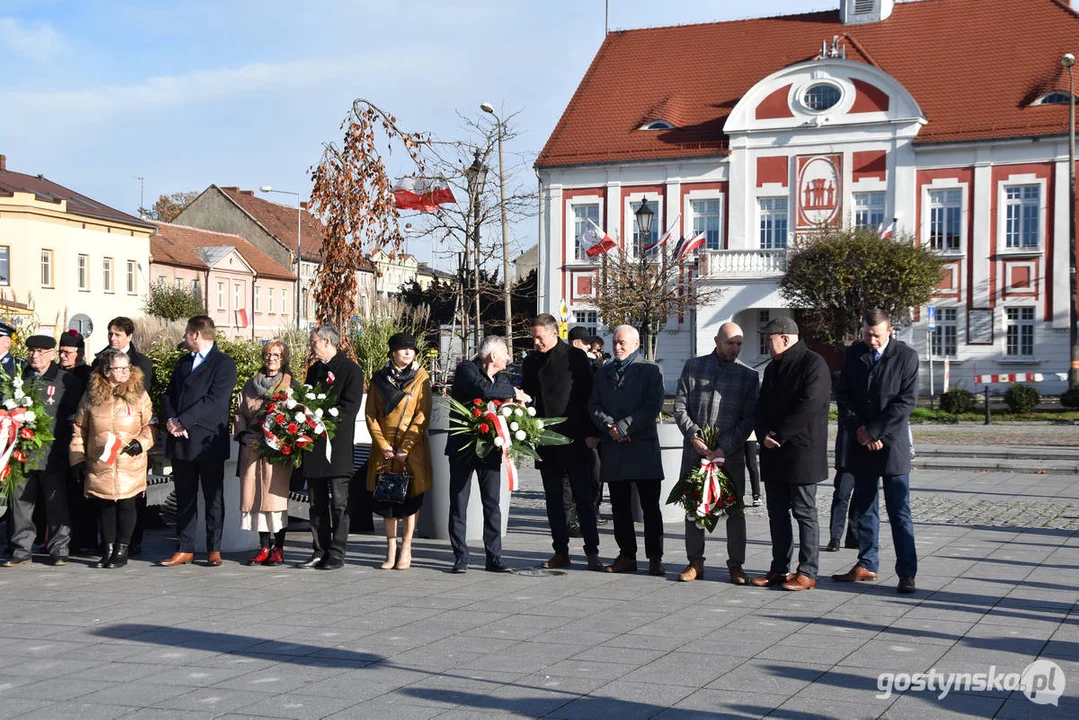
0, 17, 67, 63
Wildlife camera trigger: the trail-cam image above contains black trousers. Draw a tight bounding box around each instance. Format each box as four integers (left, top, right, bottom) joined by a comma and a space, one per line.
744, 441, 761, 498
9, 470, 69, 560
98, 497, 138, 546
608, 479, 663, 560
540, 449, 599, 556
448, 459, 502, 564
173, 460, 225, 553
308, 476, 351, 561
67, 474, 98, 551
129, 492, 147, 548
828, 470, 857, 546
764, 480, 819, 579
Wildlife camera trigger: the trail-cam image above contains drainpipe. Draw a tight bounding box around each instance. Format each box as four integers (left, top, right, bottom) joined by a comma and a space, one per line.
250, 273, 257, 340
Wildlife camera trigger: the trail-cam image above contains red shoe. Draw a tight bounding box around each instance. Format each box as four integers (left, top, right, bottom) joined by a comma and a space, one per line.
247, 546, 270, 566
262, 547, 284, 566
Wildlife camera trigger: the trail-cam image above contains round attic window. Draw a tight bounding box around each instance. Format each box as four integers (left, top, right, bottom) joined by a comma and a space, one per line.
802, 83, 842, 112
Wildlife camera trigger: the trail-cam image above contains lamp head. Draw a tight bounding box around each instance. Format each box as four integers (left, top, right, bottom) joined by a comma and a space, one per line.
480, 102, 495, 115
259, 185, 273, 193
1063, 53, 1076, 68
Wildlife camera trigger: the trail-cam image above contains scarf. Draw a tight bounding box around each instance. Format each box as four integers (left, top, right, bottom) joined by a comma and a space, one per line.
372, 361, 419, 415
251, 371, 287, 398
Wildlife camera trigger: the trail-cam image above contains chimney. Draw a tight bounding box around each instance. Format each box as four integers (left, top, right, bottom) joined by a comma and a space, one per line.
240, 190, 254, 196
0, 155, 6, 171
840, 0, 894, 25
300, 201, 309, 210
222, 186, 239, 192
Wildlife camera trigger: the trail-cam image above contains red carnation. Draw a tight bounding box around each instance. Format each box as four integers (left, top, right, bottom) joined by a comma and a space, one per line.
296, 435, 312, 447
266, 403, 276, 413
471, 408, 482, 418
287, 423, 299, 434
478, 422, 490, 434
12, 449, 26, 462
275, 413, 286, 424
492, 399, 503, 407
473, 398, 483, 407
18, 427, 33, 440
281, 445, 292, 455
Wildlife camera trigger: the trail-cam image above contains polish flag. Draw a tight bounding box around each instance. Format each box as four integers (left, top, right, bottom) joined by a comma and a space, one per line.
99, 433, 122, 465
236, 308, 249, 328
643, 214, 680, 254
878, 219, 896, 239
579, 219, 617, 257
393, 177, 456, 212
678, 231, 707, 260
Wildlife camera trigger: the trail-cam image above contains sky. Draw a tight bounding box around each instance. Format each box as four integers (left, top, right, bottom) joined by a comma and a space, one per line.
1, 0, 850, 271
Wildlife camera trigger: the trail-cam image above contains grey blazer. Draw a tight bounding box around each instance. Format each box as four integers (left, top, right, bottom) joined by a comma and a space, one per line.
587, 353, 664, 482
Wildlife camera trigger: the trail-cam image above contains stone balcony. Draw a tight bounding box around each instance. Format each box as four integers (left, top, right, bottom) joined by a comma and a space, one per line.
698, 248, 788, 279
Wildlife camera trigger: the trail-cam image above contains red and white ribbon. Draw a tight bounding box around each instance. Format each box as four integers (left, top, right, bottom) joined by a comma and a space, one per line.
697, 456, 725, 518
0, 413, 18, 481
488, 402, 518, 492
99, 432, 122, 465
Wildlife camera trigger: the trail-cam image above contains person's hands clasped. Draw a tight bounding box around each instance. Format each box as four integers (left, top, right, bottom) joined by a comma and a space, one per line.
394, 450, 408, 464
381, 447, 395, 461
692, 435, 711, 458
761, 432, 781, 449
584, 436, 600, 449
514, 388, 531, 404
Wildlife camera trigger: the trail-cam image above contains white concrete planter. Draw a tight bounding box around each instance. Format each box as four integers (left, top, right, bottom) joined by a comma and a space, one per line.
194, 439, 260, 553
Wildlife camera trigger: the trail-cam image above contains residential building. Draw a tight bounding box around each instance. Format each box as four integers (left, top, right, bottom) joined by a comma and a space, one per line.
535, 0, 1079, 393
416, 262, 456, 290
369, 249, 418, 295
514, 244, 539, 283
0, 154, 154, 339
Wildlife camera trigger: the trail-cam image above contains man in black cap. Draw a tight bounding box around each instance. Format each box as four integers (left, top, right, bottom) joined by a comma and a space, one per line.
57, 330, 96, 554
2, 335, 84, 567
58, 330, 92, 386
0, 321, 22, 377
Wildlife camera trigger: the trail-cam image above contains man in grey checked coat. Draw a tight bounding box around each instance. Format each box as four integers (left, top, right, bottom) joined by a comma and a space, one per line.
672, 322, 759, 585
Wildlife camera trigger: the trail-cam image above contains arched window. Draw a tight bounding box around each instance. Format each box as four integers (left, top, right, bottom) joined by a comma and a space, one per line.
802, 83, 842, 111
639, 120, 674, 130
1035, 91, 1075, 106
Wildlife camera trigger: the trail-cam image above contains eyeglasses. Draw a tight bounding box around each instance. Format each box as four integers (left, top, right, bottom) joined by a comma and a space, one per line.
263, 352, 283, 360
107, 366, 131, 373
26, 348, 53, 355
58, 349, 79, 355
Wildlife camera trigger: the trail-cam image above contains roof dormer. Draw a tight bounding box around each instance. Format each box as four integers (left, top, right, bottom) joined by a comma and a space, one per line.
840, 0, 894, 25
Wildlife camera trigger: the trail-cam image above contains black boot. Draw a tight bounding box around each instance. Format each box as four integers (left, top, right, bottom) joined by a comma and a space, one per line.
93, 544, 114, 569
106, 544, 129, 568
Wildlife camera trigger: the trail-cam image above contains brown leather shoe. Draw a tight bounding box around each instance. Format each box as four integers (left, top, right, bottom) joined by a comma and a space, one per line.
831, 564, 877, 582
678, 562, 704, 582
648, 558, 665, 577
206, 552, 223, 567
585, 554, 604, 572
897, 576, 916, 594
542, 552, 571, 569
750, 570, 793, 587
729, 566, 748, 585
605, 554, 638, 573
780, 572, 817, 591
159, 552, 194, 567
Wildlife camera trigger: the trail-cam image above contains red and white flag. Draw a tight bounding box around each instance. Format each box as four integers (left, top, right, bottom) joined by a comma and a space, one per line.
579, 219, 616, 257
643, 213, 680, 254
99, 432, 122, 465
678, 231, 707, 260
392, 177, 456, 212
236, 308, 249, 328
878, 219, 896, 239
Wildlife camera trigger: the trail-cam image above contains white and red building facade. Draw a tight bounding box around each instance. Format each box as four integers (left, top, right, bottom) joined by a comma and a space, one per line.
535, 0, 1079, 392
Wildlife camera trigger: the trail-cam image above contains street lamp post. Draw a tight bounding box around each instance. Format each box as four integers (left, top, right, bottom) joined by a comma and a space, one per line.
634, 198, 655, 357
481, 102, 514, 357
464, 152, 488, 356
1063, 53, 1078, 390
259, 186, 302, 330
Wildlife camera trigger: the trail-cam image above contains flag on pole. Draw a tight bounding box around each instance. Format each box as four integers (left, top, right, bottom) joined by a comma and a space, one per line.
643, 213, 680, 254
579, 219, 617, 257
392, 177, 456, 212
678, 231, 708, 260
878, 218, 896, 239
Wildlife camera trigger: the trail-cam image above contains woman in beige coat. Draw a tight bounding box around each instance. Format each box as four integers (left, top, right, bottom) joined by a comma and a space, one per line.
234, 339, 295, 566
70, 348, 157, 569
366, 333, 432, 570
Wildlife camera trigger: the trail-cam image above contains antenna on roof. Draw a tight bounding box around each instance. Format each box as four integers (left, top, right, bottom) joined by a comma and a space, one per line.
605, 0, 609, 35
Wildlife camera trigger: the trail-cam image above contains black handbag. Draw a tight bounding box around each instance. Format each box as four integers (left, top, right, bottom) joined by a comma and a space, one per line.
372, 390, 416, 504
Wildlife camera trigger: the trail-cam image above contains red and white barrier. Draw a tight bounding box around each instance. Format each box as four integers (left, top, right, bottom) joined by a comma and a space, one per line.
973, 373, 1044, 384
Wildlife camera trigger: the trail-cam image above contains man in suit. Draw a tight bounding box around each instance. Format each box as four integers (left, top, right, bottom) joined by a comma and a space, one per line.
160, 316, 238, 567
750, 317, 830, 591
2, 335, 84, 567
522, 314, 601, 571
672, 321, 758, 585
588, 325, 666, 576
833, 308, 920, 594
299, 324, 364, 571
446, 336, 528, 573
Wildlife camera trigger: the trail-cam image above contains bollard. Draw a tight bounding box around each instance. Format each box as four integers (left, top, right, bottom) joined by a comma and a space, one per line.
984, 386, 991, 425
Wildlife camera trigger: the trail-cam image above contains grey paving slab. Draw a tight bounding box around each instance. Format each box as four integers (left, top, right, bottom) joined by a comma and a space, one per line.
231, 692, 361, 719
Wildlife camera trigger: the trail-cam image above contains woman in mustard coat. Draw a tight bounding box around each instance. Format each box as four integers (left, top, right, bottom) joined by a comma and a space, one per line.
70, 348, 157, 569
365, 333, 432, 570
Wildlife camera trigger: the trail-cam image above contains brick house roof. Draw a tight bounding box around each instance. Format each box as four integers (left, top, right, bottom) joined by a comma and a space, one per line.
217, 186, 326, 261
150, 223, 295, 281
537, 0, 1079, 168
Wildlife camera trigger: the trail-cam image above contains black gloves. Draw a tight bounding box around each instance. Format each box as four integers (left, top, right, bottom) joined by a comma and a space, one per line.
71, 462, 86, 483
121, 440, 143, 457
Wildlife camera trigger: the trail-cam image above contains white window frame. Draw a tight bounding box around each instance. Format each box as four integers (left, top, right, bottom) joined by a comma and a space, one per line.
268, 287, 274, 314
624, 193, 662, 259
565, 197, 604, 263
684, 189, 725, 252
999, 178, 1046, 253
102, 257, 113, 293
301, 287, 309, 318
1004, 306, 1036, 358
921, 180, 968, 255
41, 249, 53, 288
217, 282, 225, 310
0, 246, 9, 286
254, 286, 261, 312
191, 278, 200, 299
77, 254, 89, 291
853, 191, 886, 232
572, 309, 599, 337
929, 307, 958, 358
281, 289, 288, 316
758, 310, 771, 357
758, 197, 789, 249
233, 283, 244, 311
126, 260, 137, 294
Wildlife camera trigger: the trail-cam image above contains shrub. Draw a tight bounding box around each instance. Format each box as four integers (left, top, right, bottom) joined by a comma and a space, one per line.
144, 336, 263, 422
1004, 383, 1040, 413
1060, 388, 1079, 409
348, 297, 431, 385
939, 388, 975, 415
144, 284, 205, 321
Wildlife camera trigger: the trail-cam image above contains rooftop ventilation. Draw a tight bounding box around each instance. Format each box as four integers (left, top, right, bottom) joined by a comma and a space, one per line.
839, 0, 894, 25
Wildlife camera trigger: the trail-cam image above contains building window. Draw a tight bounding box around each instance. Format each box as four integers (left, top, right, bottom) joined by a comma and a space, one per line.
191, 278, 200, 298
929, 308, 958, 357
629, 200, 659, 257
281, 289, 288, 316
573, 204, 601, 261
759, 198, 788, 249
928, 189, 962, 252
758, 310, 770, 356
102, 258, 113, 292
175, 277, 183, 290
126, 261, 137, 294
1035, 91, 1075, 105
1005, 307, 1035, 357
78, 254, 89, 291
157, 276, 166, 288
254, 287, 261, 312
268, 288, 274, 313
217, 282, 225, 310
853, 192, 885, 232
0, 246, 8, 286
301, 287, 309, 318
234, 284, 243, 311
803, 83, 841, 112
41, 250, 53, 287
690, 199, 722, 251
573, 310, 599, 337
1005, 185, 1040, 249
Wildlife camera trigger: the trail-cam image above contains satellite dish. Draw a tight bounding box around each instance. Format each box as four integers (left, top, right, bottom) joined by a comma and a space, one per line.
69, 314, 93, 338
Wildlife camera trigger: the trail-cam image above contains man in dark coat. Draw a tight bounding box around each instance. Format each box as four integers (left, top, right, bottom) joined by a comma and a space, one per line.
0, 321, 22, 378
160, 316, 238, 567
57, 330, 96, 554
446, 336, 525, 573
300, 324, 364, 571
588, 325, 666, 576
522, 315, 601, 571
750, 317, 830, 591
2, 335, 84, 567
826, 371, 857, 553
833, 308, 920, 594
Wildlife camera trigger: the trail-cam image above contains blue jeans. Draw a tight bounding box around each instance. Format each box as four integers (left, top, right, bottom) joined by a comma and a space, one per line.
851, 473, 917, 577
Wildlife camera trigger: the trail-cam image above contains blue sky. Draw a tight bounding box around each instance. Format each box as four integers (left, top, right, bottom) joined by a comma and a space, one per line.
1, 0, 842, 269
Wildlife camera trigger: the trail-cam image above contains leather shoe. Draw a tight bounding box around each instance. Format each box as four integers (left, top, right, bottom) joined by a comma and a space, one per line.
825, 540, 840, 552
485, 560, 512, 573
1, 557, 31, 568
678, 562, 704, 582
247, 546, 270, 565
49, 555, 69, 567
729, 566, 749, 585
831, 565, 877, 582
585, 554, 604, 571
542, 552, 571, 569
318, 558, 344, 570
750, 570, 793, 587
897, 576, 916, 594
296, 553, 325, 569
451, 558, 468, 573
648, 558, 665, 577
206, 552, 223, 567
780, 572, 817, 591
159, 552, 194, 567
605, 555, 638, 573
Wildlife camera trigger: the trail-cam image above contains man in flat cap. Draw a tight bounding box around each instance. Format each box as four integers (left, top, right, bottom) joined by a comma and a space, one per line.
2, 335, 84, 567
750, 317, 830, 591
0, 321, 23, 377
58, 330, 92, 386
57, 330, 96, 554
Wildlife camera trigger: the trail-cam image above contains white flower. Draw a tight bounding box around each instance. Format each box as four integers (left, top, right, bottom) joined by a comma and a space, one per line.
314, 407, 324, 418
493, 436, 505, 447
302, 384, 313, 391
535, 420, 544, 430
509, 422, 519, 432
696, 521, 706, 530
20, 397, 31, 407
696, 507, 708, 518
526, 407, 536, 417
13, 390, 23, 400
514, 430, 526, 441
328, 407, 339, 417
317, 393, 326, 400
2, 399, 15, 410
11, 376, 22, 388
514, 408, 523, 417
22, 411, 35, 423
501, 406, 512, 417
314, 423, 325, 435
295, 412, 305, 423
285, 398, 297, 409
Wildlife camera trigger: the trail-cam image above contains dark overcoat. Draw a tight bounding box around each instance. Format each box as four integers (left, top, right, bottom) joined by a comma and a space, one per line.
754, 341, 830, 486
521, 340, 594, 468
304, 351, 364, 479
23, 362, 83, 474
587, 353, 664, 482
445, 358, 516, 469
161, 343, 238, 463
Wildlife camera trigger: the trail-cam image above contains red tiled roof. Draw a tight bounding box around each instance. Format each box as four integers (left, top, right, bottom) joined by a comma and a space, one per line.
537, 0, 1079, 168
150, 223, 295, 281
217, 186, 326, 261
0, 163, 154, 229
